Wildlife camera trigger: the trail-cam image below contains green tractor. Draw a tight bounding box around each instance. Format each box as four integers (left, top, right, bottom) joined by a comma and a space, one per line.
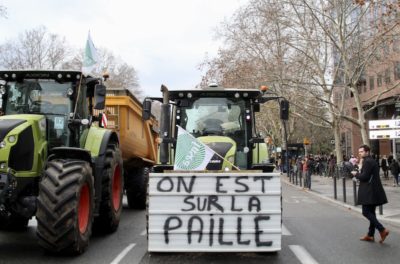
0, 70, 123, 254
144, 84, 275, 172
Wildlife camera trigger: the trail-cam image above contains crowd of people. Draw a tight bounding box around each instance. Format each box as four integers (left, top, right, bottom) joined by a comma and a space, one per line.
275, 151, 400, 190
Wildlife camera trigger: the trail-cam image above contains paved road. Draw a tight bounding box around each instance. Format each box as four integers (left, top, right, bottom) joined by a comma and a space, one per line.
1, 182, 399, 264
0, 197, 148, 264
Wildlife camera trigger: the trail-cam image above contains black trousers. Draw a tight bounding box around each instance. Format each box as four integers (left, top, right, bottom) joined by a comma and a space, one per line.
362, 205, 384, 237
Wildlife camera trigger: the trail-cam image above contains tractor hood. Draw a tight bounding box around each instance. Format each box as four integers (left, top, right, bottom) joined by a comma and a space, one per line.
197, 136, 236, 170
0, 115, 47, 175
0, 119, 27, 142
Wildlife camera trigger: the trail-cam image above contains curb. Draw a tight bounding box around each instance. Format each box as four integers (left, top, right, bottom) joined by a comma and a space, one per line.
283, 179, 400, 227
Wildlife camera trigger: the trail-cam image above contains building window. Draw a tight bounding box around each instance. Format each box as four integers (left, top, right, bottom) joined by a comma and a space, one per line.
394, 61, 400, 80
385, 69, 391, 84
369, 76, 375, 90
377, 73, 383, 87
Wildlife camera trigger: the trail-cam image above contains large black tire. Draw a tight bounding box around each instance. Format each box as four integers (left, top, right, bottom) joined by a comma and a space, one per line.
125, 167, 149, 209
93, 144, 123, 233
36, 160, 94, 255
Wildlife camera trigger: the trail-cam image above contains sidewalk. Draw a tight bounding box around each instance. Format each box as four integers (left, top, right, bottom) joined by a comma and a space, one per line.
284, 173, 400, 228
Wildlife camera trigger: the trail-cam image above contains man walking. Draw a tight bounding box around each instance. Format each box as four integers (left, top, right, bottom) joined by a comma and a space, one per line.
351, 144, 389, 243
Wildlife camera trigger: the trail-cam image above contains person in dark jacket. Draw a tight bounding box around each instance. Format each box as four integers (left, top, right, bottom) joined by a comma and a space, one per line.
389, 158, 399, 186
351, 144, 389, 243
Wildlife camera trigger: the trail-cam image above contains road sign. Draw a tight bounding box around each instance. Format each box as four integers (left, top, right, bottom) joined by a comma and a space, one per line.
369, 129, 400, 139
369, 119, 400, 129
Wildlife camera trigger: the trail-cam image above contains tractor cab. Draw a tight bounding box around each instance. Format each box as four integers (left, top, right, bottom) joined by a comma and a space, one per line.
144, 85, 274, 172
0, 70, 105, 150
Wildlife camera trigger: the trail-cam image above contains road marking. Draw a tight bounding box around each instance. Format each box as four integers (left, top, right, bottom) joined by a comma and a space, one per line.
289, 245, 319, 264
110, 243, 136, 264
282, 225, 292, 236
140, 229, 147, 236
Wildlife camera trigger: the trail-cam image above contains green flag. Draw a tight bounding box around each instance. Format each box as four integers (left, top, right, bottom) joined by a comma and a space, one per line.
82, 32, 98, 75
174, 126, 215, 170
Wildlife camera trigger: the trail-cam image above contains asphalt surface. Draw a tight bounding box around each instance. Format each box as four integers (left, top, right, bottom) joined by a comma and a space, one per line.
1, 178, 399, 264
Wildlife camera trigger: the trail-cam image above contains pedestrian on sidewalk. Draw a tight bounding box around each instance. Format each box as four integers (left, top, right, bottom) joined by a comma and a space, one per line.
381, 155, 389, 179
351, 144, 389, 243
296, 156, 303, 182
328, 154, 336, 177
389, 157, 399, 186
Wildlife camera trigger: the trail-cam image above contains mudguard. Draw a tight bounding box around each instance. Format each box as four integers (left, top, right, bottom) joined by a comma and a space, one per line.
83, 126, 120, 215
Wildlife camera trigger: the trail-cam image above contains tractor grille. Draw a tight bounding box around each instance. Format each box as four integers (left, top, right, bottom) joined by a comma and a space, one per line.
9, 126, 34, 171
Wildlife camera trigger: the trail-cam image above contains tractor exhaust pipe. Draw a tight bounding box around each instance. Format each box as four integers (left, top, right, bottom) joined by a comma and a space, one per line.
159, 84, 171, 164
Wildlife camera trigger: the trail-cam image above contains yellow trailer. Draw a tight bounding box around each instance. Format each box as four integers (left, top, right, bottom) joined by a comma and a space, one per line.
98, 88, 158, 209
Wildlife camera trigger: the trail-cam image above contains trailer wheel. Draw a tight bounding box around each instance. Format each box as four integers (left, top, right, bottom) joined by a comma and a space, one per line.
126, 167, 149, 209
93, 144, 123, 233
36, 159, 94, 255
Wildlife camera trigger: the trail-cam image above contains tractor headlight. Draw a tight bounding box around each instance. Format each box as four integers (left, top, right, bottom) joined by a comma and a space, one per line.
0, 162, 6, 169
0, 141, 6, 148
8, 135, 16, 143
67, 88, 74, 96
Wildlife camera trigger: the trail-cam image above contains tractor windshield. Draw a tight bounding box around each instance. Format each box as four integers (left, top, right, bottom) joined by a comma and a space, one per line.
4, 80, 73, 116
4, 80, 75, 149
180, 97, 246, 139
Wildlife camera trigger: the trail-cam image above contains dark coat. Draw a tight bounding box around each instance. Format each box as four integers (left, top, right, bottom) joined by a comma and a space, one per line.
356, 156, 388, 206
389, 159, 399, 176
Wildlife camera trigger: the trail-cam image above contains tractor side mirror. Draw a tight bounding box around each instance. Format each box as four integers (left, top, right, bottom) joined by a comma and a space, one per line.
94, 84, 106, 110
142, 98, 152, 120
0, 85, 5, 111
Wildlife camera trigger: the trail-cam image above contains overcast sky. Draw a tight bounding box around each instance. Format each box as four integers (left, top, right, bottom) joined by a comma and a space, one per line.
0, 0, 248, 97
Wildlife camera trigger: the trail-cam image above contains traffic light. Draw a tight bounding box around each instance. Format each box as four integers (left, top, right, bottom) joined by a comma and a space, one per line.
280, 100, 289, 120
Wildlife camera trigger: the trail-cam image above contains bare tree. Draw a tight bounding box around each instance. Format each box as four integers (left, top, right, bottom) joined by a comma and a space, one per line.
65, 48, 142, 99
201, 0, 400, 162
0, 26, 70, 69
200, 0, 332, 152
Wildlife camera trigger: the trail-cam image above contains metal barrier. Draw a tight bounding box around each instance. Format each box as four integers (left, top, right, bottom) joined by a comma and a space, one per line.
286, 163, 383, 215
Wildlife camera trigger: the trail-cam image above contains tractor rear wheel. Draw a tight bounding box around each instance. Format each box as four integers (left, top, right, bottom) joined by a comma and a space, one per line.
126, 167, 149, 209
93, 144, 123, 233
36, 159, 94, 255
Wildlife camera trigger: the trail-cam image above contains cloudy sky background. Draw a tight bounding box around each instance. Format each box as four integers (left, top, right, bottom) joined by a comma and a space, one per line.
0, 0, 248, 97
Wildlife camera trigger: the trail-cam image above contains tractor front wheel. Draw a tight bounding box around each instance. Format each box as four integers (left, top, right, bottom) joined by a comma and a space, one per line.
36, 159, 94, 255
93, 144, 123, 233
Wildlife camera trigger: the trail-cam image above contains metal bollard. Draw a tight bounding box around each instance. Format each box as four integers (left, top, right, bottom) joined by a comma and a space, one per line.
379, 205, 383, 215
342, 177, 347, 203
353, 180, 357, 206
295, 172, 298, 185
333, 176, 337, 200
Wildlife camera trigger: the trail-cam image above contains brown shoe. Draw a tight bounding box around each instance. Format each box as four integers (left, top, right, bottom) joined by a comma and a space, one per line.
360, 235, 374, 242
379, 229, 389, 243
